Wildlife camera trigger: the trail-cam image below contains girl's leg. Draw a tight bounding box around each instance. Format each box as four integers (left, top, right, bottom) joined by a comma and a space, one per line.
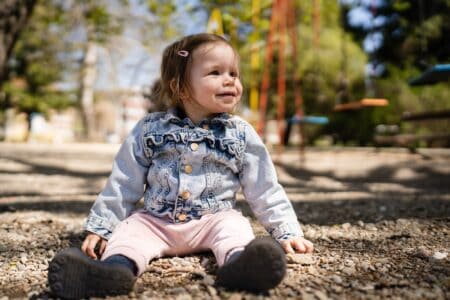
103, 254, 138, 275
101, 211, 170, 275
196, 209, 286, 292
196, 209, 255, 266
48, 211, 171, 298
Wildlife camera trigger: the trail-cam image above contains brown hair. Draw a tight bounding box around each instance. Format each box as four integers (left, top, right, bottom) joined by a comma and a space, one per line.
150, 33, 235, 111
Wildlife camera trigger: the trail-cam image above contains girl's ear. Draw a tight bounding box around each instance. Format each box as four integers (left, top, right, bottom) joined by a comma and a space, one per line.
170, 79, 188, 101
169, 79, 178, 94
179, 89, 188, 101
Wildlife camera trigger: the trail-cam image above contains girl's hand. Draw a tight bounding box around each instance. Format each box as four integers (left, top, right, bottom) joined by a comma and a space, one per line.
81, 233, 107, 259
280, 236, 314, 254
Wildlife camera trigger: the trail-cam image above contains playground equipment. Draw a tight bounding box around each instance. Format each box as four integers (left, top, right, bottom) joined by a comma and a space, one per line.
334, 98, 388, 111
256, 0, 328, 154
374, 0, 450, 150
409, 64, 450, 86
408, 0, 450, 86
333, 0, 389, 112
374, 66, 450, 149
206, 0, 328, 154
377, 65, 450, 149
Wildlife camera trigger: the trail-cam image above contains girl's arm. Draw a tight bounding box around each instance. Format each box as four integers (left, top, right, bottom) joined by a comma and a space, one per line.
84, 118, 151, 240
239, 120, 304, 243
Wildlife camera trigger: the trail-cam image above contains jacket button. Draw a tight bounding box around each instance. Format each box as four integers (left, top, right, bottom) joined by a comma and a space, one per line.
190, 143, 199, 151
181, 190, 190, 200
184, 165, 193, 174
178, 213, 187, 221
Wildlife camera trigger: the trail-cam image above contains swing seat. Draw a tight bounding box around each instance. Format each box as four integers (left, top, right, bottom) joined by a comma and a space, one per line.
409, 64, 450, 86
289, 115, 329, 125
334, 98, 388, 111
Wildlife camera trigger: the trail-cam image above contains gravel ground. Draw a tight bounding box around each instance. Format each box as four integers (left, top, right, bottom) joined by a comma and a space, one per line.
0, 143, 449, 299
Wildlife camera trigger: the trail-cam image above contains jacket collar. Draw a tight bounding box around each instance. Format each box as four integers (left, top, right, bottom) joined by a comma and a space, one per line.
162, 108, 233, 127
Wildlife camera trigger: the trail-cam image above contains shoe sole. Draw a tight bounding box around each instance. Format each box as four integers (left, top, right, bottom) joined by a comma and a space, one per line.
216, 236, 286, 292
48, 248, 135, 299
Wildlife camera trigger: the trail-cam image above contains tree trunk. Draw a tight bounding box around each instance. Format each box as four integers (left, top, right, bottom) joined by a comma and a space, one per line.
80, 41, 97, 141
0, 0, 36, 84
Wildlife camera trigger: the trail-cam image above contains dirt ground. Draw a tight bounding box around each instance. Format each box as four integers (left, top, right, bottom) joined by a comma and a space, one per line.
0, 142, 449, 299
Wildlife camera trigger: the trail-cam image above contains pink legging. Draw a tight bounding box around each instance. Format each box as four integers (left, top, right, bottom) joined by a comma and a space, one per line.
101, 209, 255, 275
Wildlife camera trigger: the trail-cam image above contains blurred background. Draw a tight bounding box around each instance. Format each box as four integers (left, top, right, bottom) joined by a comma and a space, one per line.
1, 0, 449, 149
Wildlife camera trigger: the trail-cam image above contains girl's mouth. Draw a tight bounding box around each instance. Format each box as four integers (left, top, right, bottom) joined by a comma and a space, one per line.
217, 92, 236, 97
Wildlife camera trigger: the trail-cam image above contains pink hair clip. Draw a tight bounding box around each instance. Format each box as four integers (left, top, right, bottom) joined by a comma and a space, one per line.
177, 50, 189, 57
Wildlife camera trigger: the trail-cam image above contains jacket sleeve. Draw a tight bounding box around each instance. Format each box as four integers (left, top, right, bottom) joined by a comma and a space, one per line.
239, 120, 303, 241
84, 119, 151, 239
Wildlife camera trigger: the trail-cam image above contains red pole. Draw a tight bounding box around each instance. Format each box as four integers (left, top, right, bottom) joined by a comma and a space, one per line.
257, 0, 278, 137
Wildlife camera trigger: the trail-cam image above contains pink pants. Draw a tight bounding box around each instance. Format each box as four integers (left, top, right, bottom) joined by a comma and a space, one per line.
101, 209, 255, 275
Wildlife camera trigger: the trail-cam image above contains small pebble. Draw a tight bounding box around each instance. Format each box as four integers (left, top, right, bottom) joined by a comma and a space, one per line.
287, 253, 315, 265
330, 275, 343, 284
342, 266, 356, 276
432, 252, 447, 260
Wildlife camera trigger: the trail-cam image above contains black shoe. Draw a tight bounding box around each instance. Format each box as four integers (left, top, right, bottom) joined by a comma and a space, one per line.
216, 236, 286, 293
48, 248, 136, 299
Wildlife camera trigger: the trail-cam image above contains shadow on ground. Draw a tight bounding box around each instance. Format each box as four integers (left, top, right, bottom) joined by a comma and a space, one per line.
1, 149, 449, 225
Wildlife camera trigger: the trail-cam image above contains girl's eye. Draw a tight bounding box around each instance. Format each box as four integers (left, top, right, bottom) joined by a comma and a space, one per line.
230, 71, 239, 78
209, 70, 220, 75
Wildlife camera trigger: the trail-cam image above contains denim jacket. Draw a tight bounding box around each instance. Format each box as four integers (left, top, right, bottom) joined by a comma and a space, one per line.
85, 108, 303, 242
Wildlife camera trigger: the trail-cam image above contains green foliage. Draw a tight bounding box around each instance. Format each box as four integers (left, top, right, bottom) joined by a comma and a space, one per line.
74, 0, 125, 43
145, 0, 189, 38
296, 27, 367, 109
1, 0, 132, 120
2, 0, 187, 126
2, 81, 72, 115
1, 0, 74, 116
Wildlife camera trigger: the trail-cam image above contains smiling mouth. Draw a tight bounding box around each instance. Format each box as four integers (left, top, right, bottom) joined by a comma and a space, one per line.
217, 92, 236, 97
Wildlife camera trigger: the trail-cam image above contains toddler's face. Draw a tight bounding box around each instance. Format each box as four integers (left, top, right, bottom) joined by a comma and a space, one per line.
183, 42, 242, 123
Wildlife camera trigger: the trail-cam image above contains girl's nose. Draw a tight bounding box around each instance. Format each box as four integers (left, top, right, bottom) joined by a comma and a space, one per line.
223, 74, 236, 85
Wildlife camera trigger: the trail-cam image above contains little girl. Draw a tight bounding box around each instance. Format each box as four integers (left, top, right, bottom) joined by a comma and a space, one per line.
48, 33, 313, 298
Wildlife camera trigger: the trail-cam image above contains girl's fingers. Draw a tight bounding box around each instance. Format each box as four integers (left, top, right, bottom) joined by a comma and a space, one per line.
293, 240, 306, 253
81, 237, 89, 254
304, 240, 314, 253
281, 240, 295, 254
283, 238, 314, 254
87, 238, 99, 259
99, 239, 107, 256
82, 234, 100, 259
